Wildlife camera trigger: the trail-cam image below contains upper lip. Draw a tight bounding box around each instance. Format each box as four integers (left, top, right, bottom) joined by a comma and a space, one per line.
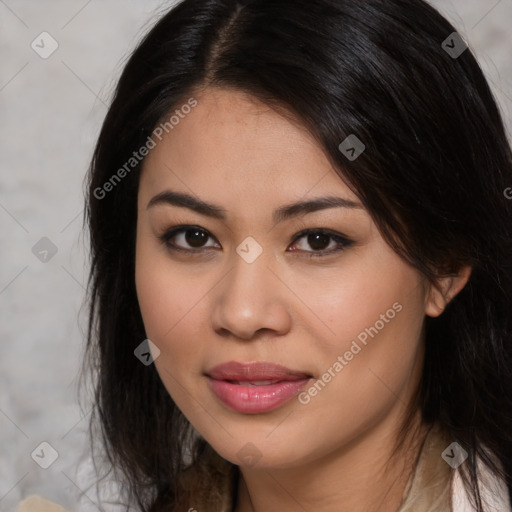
206, 361, 312, 381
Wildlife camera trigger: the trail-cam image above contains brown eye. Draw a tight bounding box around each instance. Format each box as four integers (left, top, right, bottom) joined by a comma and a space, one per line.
289, 229, 353, 258
159, 226, 219, 252
306, 232, 331, 251
183, 229, 209, 248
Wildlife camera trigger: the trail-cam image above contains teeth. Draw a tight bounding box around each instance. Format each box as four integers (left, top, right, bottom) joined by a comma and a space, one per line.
234, 380, 279, 386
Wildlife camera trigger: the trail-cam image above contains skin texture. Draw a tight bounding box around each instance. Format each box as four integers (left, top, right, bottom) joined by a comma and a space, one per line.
135, 87, 470, 512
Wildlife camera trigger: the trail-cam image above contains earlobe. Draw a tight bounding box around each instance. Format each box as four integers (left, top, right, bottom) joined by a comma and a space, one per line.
425, 265, 472, 318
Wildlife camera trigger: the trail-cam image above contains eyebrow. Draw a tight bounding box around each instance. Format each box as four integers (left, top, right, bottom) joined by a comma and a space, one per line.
146, 190, 363, 224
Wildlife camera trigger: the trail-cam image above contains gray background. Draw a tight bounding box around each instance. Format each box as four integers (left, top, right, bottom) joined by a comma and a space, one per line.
1, 1, 511, 510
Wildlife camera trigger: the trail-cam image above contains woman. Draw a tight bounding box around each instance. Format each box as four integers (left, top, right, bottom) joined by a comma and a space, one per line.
76, 0, 512, 511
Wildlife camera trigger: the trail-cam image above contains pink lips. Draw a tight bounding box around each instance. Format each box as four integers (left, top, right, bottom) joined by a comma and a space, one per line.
206, 361, 312, 414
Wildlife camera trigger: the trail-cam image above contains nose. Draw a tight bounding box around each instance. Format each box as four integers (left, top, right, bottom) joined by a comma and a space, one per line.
210, 247, 292, 341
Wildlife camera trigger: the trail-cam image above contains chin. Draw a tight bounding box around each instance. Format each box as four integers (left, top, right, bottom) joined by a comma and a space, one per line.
206, 434, 311, 470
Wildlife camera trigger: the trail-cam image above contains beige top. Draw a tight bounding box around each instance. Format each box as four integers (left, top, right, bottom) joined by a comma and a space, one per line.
396, 423, 511, 512
13, 425, 511, 512
14, 495, 69, 512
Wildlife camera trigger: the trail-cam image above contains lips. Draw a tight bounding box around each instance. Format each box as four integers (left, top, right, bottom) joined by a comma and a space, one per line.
206, 361, 311, 382
206, 361, 313, 413
229, 380, 280, 386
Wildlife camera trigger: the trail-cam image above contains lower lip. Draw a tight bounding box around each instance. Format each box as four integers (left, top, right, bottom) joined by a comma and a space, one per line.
207, 377, 311, 413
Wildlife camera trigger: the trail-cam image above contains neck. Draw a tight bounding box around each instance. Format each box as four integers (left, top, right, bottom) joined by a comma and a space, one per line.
234, 410, 429, 512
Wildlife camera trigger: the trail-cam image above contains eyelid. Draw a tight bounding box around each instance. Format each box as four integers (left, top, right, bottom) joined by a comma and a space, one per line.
158, 225, 354, 257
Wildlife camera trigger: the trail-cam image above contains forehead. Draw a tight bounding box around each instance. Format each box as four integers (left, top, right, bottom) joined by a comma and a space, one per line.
139, 87, 359, 210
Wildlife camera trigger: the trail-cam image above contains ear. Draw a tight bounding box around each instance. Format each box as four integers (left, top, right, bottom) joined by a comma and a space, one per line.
425, 265, 472, 318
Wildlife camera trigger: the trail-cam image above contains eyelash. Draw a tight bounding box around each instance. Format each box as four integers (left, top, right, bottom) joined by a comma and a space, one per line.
158, 226, 354, 259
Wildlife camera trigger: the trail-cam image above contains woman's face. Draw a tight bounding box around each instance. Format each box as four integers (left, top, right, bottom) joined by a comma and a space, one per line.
135, 87, 435, 469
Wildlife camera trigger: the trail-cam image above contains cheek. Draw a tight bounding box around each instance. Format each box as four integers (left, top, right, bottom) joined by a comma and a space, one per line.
135, 259, 200, 415
134, 236, 209, 374
295, 252, 424, 352
135, 245, 216, 425
299, 256, 426, 404
136, 262, 192, 347
135, 232, 180, 344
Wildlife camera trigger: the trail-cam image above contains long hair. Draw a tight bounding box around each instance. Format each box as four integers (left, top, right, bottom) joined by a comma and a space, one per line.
81, 0, 512, 510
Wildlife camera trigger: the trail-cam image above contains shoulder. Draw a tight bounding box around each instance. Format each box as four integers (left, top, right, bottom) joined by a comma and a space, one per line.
15, 495, 70, 512
452, 456, 511, 512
